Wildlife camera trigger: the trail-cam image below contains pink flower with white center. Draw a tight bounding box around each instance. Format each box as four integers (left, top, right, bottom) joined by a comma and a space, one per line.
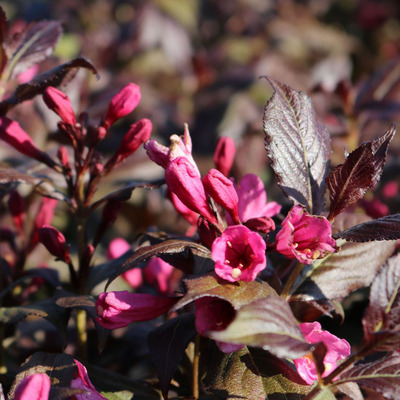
294, 322, 351, 384
14, 373, 50, 400
71, 359, 106, 399
228, 174, 281, 224
275, 205, 336, 264
95, 291, 179, 329
212, 225, 266, 282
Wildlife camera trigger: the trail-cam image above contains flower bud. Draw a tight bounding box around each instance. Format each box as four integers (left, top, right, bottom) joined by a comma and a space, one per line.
43, 87, 77, 126
0, 117, 56, 168
103, 83, 141, 128
213, 137, 236, 177
243, 216, 275, 234
38, 225, 70, 263
57, 146, 71, 171
203, 168, 240, 224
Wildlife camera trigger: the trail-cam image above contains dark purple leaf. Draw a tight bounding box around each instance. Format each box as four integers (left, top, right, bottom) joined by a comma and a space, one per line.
334, 214, 400, 242
209, 296, 312, 359
148, 314, 196, 399
362, 253, 400, 351
326, 143, 374, 221
294, 213, 397, 301
262, 77, 331, 215
203, 345, 310, 399
0, 6, 7, 76
0, 56, 98, 115
339, 352, 400, 399
354, 58, 400, 114
172, 273, 277, 312
370, 124, 396, 187
105, 239, 212, 289
5, 20, 62, 78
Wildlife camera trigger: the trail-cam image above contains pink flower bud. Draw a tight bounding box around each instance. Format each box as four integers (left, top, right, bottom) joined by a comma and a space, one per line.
165, 157, 218, 226
243, 216, 275, 234
103, 83, 141, 128
143, 257, 174, 294
294, 322, 351, 384
382, 181, 399, 198
8, 190, 25, 232
213, 137, 236, 177
38, 225, 70, 263
275, 205, 336, 264
0, 117, 56, 168
143, 139, 170, 168
71, 359, 106, 399
43, 87, 77, 126
14, 373, 51, 400
95, 291, 179, 329
104, 119, 152, 172
203, 168, 240, 224
57, 146, 71, 171
212, 225, 266, 282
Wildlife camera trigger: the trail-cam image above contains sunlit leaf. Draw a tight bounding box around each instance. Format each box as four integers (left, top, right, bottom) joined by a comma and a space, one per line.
263, 76, 330, 214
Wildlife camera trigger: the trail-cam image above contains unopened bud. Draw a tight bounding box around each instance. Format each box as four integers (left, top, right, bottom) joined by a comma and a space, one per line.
43, 87, 77, 126
38, 225, 70, 263
213, 137, 236, 177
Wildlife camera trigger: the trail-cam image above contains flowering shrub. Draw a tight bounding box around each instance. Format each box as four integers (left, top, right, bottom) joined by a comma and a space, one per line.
0, 5, 400, 400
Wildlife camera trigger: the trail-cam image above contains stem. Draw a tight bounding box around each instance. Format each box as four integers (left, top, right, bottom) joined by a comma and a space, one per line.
192, 334, 200, 399
0, 324, 6, 374
281, 262, 303, 298
76, 309, 87, 362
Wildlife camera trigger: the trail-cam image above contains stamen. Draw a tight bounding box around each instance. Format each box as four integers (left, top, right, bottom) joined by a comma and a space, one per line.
227, 241, 232, 248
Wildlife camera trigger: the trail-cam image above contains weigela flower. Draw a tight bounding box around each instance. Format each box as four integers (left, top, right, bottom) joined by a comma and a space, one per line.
213, 136, 236, 177
212, 225, 266, 282
143, 257, 174, 295
228, 174, 281, 224
38, 225, 70, 263
70, 359, 107, 399
95, 291, 179, 329
14, 373, 50, 400
165, 157, 218, 226
194, 296, 244, 353
43, 87, 77, 126
294, 322, 351, 384
275, 205, 336, 264
103, 83, 142, 128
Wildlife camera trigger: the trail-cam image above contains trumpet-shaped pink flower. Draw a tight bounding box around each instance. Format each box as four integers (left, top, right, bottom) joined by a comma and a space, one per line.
165, 157, 218, 226
71, 359, 107, 399
203, 168, 240, 224
212, 225, 266, 282
228, 174, 281, 224
95, 291, 178, 329
43, 87, 77, 126
275, 205, 336, 264
213, 136, 236, 177
14, 373, 51, 400
294, 322, 351, 384
103, 83, 141, 128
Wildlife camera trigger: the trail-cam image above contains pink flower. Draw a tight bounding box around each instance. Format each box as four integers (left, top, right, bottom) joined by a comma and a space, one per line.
213, 136, 236, 177
95, 291, 179, 329
70, 359, 106, 399
275, 205, 336, 264
212, 225, 266, 282
203, 168, 240, 224
194, 296, 243, 353
294, 322, 351, 384
107, 238, 142, 289
143, 257, 174, 294
229, 174, 281, 224
0, 117, 56, 168
14, 373, 50, 400
382, 181, 398, 198
38, 225, 70, 263
103, 83, 142, 128
165, 157, 218, 226
104, 118, 152, 172
43, 87, 77, 126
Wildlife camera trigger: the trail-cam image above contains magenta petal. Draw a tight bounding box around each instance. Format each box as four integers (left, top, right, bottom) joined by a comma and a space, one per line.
165, 157, 217, 225
213, 136, 236, 177
95, 291, 178, 329
15, 373, 51, 400
43, 87, 77, 126
143, 257, 174, 294
71, 359, 106, 399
